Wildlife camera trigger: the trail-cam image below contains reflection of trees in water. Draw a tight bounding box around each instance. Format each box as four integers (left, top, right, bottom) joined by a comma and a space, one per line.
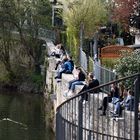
0, 92, 54, 140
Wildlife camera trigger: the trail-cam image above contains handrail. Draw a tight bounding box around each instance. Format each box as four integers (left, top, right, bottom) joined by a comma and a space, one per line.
56, 73, 140, 111
56, 72, 140, 140
62, 118, 130, 140
95, 60, 116, 73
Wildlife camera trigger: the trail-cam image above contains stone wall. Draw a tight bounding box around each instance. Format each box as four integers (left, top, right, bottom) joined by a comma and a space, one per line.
45, 40, 138, 140
45, 40, 84, 110
46, 56, 83, 111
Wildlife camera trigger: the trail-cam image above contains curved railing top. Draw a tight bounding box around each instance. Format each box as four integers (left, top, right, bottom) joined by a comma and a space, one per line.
56, 73, 140, 111
56, 72, 140, 140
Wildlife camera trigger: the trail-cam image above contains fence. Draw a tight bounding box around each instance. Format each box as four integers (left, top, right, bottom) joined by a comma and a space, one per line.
38, 28, 56, 41
79, 48, 116, 92
56, 73, 140, 140
94, 61, 117, 93
80, 48, 88, 71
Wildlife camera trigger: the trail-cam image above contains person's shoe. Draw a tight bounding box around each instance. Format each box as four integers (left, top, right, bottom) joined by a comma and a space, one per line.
98, 106, 102, 110
55, 76, 58, 79
57, 79, 61, 83
67, 91, 73, 97
110, 111, 119, 117
63, 92, 67, 97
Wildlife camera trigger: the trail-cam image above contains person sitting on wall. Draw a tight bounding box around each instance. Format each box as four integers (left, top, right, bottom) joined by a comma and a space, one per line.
55, 56, 74, 79
79, 72, 100, 103
63, 67, 86, 97
111, 89, 134, 117
98, 83, 119, 116
50, 43, 65, 58
55, 55, 68, 71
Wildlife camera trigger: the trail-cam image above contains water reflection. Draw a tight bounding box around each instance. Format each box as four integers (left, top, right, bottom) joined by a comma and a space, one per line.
0, 92, 54, 140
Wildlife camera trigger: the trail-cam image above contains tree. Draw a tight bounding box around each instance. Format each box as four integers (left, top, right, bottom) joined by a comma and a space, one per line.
112, 0, 138, 29
0, 23, 13, 76
0, 0, 52, 83
115, 50, 140, 87
63, 0, 108, 38
61, 0, 108, 63
0, 0, 52, 71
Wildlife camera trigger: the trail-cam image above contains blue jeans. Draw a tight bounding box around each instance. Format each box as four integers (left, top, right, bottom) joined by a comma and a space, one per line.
69, 80, 84, 92
57, 69, 66, 79
114, 102, 121, 114
68, 79, 78, 89
112, 97, 120, 114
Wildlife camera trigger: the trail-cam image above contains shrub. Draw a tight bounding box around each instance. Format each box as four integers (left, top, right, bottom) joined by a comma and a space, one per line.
30, 73, 44, 90
115, 50, 140, 87
101, 58, 118, 69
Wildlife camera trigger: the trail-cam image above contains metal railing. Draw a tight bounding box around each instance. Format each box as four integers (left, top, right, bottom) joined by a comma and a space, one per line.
80, 48, 88, 71
38, 28, 56, 41
94, 61, 117, 93
56, 73, 140, 140
79, 48, 116, 93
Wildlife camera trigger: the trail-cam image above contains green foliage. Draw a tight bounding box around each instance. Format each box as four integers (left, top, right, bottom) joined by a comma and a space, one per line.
115, 50, 140, 87
0, 0, 52, 67
102, 58, 118, 69
35, 0, 52, 28
63, 0, 108, 38
115, 50, 140, 77
30, 73, 44, 91
61, 0, 108, 64
89, 57, 94, 72
65, 27, 79, 64
0, 0, 51, 87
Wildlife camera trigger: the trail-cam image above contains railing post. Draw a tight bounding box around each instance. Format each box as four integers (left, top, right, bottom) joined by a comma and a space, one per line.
77, 98, 83, 140
134, 74, 140, 140
88, 131, 91, 140
56, 111, 63, 140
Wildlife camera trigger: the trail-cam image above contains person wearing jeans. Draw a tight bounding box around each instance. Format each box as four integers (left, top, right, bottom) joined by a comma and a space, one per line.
98, 83, 119, 116
64, 67, 86, 97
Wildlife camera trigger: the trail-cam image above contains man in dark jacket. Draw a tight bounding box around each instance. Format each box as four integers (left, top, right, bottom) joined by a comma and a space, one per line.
80, 72, 100, 101
98, 83, 119, 116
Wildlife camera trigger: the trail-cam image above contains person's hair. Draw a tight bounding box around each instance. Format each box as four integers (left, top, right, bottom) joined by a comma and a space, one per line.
61, 44, 65, 51
77, 67, 82, 71
88, 72, 94, 79
128, 89, 134, 96
69, 55, 72, 59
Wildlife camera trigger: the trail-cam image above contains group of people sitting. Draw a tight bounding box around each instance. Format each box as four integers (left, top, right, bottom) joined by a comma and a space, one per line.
50, 43, 74, 80
50, 43, 65, 59
51, 43, 100, 99
98, 83, 134, 117
54, 55, 74, 80
64, 67, 100, 101
50, 43, 135, 118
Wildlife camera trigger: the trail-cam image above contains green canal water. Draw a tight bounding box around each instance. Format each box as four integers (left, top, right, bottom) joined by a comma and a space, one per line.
0, 91, 54, 140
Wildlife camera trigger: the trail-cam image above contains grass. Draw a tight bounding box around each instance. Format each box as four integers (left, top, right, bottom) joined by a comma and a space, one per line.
101, 58, 118, 70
